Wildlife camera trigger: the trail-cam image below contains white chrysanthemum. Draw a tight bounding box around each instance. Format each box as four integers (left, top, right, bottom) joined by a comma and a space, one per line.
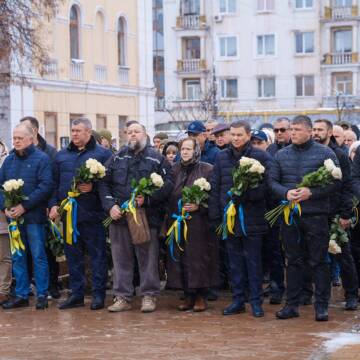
324, 159, 336, 172
331, 167, 342, 180
194, 177, 211, 191
328, 240, 342, 255
239, 157, 254, 167
150, 173, 164, 188
248, 161, 265, 175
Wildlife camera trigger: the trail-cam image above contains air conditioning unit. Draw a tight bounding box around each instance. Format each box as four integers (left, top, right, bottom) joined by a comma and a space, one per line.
214, 15, 223, 23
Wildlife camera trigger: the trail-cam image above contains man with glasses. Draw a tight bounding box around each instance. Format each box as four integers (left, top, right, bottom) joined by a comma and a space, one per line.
267, 117, 291, 157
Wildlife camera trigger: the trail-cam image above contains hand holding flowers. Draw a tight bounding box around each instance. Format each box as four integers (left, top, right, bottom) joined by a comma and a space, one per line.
328, 215, 349, 255
182, 177, 211, 210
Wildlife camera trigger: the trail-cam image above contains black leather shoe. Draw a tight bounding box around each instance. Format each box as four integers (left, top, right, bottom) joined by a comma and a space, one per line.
2, 297, 29, 310
36, 297, 48, 310
49, 286, 61, 300
58, 295, 84, 310
223, 302, 245, 316
345, 298, 358, 311
251, 304, 264, 317
315, 305, 328, 321
90, 296, 104, 310
276, 305, 299, 319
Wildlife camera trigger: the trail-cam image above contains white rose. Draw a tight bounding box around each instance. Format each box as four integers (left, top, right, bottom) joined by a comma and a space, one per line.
248, 161, 265, 175
2, 181, 12, 192
239, 157, 253, 167
89, 166, 98, 174
194, 178, 211, 191
13, 181, 20, 190
324, 159, 336, 172
18, 179, 24, 187
328, 240, 342, 255
331, 167, 342, 180
150, 173, 164, 188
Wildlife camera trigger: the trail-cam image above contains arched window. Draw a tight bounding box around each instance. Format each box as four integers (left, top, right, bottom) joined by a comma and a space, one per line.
95, 11, 105, 64
70, 5, 80, 59
117, 17, 127, 66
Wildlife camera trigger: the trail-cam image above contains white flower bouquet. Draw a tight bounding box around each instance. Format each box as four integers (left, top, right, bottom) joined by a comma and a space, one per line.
2, 179, 27, 217
182, 177, 211, 208
328, 215, 349, 255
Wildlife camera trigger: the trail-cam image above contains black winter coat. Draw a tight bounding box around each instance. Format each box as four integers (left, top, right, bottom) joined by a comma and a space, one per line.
209, 142, 272, 235
352, 147, 360, 200
269, 139, 341, 216
266, 141, 291, 157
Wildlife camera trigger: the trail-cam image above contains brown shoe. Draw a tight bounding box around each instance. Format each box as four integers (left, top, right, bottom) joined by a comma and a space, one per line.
193, 295, 207, 312
0, 294, 9, 306
178, 296, 195, 311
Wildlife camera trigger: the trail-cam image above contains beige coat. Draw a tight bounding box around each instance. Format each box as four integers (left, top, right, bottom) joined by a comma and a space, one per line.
0, 213, 8, 235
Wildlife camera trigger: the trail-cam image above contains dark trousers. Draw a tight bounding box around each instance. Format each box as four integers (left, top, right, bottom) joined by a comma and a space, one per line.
282, 215, 331, 307
64, 222, 107, 299
226, 234, 263, 305
263, 225, 285, 297
351, 221, 360, 289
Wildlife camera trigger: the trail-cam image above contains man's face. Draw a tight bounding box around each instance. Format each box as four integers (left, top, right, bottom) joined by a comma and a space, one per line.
71, 123, 92, 148
333, 126, 345, 146
205, 122, 217, 141
251, 138, 267, 151
290, 123, 312, 145
215, 130, 230, 147
344, 130, 356, 147
312, 122, 331, 145
274, 120, 290, 144
189, 132, 206, 148
230, 126, 251, 149
153, 138, 161, 150
13, 128, 33, 151
127, 124, 146, 150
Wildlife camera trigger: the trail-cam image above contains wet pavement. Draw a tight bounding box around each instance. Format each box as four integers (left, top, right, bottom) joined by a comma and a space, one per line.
0, 288, 359, 360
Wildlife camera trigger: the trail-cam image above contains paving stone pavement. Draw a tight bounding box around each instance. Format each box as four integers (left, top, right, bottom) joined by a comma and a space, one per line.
0, 289, 359, 360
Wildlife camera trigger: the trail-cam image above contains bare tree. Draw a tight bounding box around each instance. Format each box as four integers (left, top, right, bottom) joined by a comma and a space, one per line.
0, 0, 61, 81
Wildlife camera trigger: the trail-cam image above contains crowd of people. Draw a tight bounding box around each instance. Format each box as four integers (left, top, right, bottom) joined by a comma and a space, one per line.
1, 114, 360, 322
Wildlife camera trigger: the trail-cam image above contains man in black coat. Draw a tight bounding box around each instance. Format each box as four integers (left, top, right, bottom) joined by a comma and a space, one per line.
269, 115, 341, 321
267, 117, 291, 157
313, 119, 358, 310
209, 120, 271, 318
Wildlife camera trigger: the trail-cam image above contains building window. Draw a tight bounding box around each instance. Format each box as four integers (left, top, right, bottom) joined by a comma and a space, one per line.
332, 72, 353, 95
183, 37, 201, 59
96, 115, 107, 130
257, 0, 275, 12
334, 0, 352, 7
295, 0, 313, 9
333, 29, 352, 53
219, 36, 237, 57
180, 0, 200, 16
184, 79, 201, 99
258, 77, 275, 98
95, 11, 105, 64
296, 75, 315, 96
219, 0, 237, 14
295, 31, 314, 54
118, 116, 128, 147
70, 5, 80, 59
257, 34, 275, 56
44, 113, 57, 148
118, 17, 127, 66
220, 79, 238, 98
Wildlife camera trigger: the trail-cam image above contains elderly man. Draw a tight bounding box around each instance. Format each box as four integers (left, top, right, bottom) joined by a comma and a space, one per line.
0, 124, 53, 310
267, 117, 291, 157
333, 125, 348, 153
344, 129, 357, 148
49, 118, 112, 310
269, 116, 341, 321
212, 124, 230, 150
99, 123, 173, 313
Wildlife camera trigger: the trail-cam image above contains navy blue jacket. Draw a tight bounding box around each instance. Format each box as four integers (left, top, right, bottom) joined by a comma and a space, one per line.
50, 136, 112, 223
201, 140, 220, 165
98, 145, 174, 228
37, 134, 57, 160
266, 141, 291, 157
0, 144, 53, 223
269, 139, 341, 216
209, 142, 272, 235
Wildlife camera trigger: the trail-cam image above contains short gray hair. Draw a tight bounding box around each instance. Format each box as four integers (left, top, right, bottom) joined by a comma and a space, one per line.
14, 123, 34, 138
71, 117, 93, 130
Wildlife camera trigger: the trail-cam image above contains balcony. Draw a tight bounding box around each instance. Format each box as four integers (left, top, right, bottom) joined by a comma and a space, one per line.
176, 15, 207, 30
70, 61, 84, 81
95, 65, 107, 82
43, 59, 58, 79
324, 6, 358, 20
118, 66, 129, 85
324, 52, 358, 65
177, 59, 207, 73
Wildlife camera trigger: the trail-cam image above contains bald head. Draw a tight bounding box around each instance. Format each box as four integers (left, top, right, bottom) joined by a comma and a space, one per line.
333, 125, 345, 147
344, 129, 357, 147
13, 124, 34, 152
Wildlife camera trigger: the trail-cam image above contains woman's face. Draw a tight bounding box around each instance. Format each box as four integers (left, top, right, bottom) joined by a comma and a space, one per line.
181, 140, 195, 162
166, 151, 176, 163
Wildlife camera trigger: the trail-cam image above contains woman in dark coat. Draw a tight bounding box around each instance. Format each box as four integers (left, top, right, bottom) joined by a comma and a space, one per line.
166, 137, 217, 312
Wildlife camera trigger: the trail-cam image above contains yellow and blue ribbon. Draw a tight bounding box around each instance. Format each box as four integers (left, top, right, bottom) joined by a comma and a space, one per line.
120, 189, 138, 224
166, 199, 191, 261
282, 200, 302, 225
49, 220, 63, 243
8, 220, 25, 256
61, 191, 80, 245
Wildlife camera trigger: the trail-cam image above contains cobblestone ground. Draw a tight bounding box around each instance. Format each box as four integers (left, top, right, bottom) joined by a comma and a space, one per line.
0, 288, 359, 360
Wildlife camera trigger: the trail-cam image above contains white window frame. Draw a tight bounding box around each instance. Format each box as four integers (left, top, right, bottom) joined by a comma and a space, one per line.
219, 0, 237, 14
295, 75, 315, 97
295, 0, 314, 10
257, 0, 275, 13
256, 34, 276, 57
257, 77, 276, 98
184, 79, 201, 100
218, 35, 239, 59
333, 0, 352, 7
220, 78, 238, 99
295, 31, 315, 55
333, 73, 353, 95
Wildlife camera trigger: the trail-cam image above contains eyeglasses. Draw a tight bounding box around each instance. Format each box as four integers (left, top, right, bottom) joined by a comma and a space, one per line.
274, 128, 288, 133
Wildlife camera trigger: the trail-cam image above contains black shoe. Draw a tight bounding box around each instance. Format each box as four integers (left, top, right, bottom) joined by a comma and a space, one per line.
276, 305, 299, 319
2, 297, 29, 310
345, 298, 358, 311
90, 296, 104, 310
251, 304, 264, 317
58, 295, 84, 310
269, 294, 283, 305
223, 302, 245, 316
36, 297, 48, 310
206, 289, 218, 302
315, 304, 328, 321
300, 296, 312, 306
49, 286, 61, 300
